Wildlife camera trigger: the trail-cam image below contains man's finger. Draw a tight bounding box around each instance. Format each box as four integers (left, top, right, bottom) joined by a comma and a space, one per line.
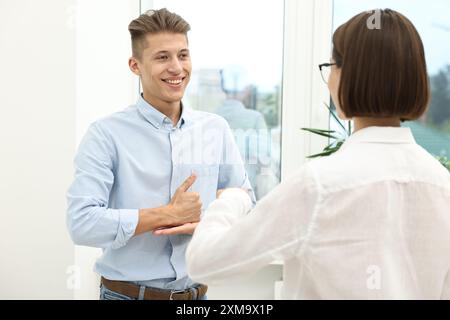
216, 189, 225, 198
177, 173, 197, 193
153, 223, 198, 236
153, 225, 185, 236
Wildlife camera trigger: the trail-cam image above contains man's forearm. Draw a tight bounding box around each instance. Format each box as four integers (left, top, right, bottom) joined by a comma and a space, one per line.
134, 206, 175, 236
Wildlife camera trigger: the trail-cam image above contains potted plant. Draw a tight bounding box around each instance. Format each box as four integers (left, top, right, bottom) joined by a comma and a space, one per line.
301, 103, 351, 158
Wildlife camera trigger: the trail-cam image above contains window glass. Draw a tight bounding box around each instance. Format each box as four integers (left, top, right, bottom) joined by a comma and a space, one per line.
146, 0, 284, 199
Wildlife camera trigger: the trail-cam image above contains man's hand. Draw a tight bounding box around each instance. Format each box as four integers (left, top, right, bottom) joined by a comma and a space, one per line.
153, 222, 199, 236
216, 189, 225, 198
216, 188, 253, 199
134, 174, 202, 237
166, 173, 202, 225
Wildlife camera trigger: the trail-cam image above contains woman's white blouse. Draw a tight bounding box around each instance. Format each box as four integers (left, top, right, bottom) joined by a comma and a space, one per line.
186, 126, 450, 299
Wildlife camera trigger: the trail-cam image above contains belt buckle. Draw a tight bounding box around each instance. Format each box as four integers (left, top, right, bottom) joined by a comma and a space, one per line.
169, 289, 187, 300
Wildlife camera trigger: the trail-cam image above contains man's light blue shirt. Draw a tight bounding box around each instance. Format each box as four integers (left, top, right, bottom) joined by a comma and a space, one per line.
66, 95, 254, 290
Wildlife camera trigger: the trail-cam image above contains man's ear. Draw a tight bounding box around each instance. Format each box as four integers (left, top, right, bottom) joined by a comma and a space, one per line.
128, 57, 141, 76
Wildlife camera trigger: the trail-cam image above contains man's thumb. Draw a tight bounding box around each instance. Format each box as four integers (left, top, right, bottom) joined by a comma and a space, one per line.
177, 173, 197, 193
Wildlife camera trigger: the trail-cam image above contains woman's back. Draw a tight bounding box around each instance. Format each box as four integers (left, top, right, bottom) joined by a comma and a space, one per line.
288, 126, 450, 299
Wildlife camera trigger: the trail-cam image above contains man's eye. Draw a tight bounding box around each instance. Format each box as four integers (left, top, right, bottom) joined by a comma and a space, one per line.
157, 56, 168, 60
179, 54, 189, 59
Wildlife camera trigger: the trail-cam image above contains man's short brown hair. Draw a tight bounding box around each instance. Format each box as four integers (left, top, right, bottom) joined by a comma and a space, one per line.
332, 9, 430, 120
128, 8, 191, 60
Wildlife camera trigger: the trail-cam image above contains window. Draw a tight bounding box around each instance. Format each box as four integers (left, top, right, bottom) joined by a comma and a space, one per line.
143, 0, 284, 199
333, 0, 450, 159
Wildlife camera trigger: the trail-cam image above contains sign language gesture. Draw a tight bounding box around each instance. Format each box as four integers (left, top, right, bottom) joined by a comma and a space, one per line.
167, 173, 202, 224
153, 174, 202, 236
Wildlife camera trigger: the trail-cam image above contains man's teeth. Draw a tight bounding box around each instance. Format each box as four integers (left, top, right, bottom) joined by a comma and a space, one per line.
165, 79, 182, 84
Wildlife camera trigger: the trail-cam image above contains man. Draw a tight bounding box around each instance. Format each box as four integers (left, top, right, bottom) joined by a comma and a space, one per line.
66, 8, 253, 300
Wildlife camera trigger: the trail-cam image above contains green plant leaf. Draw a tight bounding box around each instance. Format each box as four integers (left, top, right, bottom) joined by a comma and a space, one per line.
301, 128, 339, 139
436, 155, 450, 172
324, 102, 348, 134
305, 128, 337, 134
301, 103, 350, 159
323, 143, 335, 151
307, 148, 340, 158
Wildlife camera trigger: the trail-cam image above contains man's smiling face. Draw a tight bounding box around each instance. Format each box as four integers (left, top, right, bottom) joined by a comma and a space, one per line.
134, 32, 191, 108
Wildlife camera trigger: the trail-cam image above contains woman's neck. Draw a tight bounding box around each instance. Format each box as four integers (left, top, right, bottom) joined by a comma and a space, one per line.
352, 117, 401, 133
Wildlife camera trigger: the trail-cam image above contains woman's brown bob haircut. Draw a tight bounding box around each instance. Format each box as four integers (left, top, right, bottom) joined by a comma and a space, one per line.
332, 9, 430, 120
128, 8, 190, 60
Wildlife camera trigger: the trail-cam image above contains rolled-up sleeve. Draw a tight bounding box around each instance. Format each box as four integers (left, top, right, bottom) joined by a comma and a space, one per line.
66, 122, 138, 249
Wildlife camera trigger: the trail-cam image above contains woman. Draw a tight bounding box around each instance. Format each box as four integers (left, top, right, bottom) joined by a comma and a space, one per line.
185, 9, 450, 299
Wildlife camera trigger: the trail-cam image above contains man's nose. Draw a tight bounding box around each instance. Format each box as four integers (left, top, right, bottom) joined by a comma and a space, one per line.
168, 57, 183, 74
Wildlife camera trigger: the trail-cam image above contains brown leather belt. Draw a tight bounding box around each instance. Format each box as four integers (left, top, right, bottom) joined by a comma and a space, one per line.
101, 277, 207, 300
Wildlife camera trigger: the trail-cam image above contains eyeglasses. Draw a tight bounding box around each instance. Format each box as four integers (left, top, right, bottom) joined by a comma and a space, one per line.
318, 63, 337, 84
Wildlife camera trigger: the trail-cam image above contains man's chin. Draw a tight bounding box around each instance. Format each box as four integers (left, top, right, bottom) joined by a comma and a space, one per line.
164, 92, 185, 103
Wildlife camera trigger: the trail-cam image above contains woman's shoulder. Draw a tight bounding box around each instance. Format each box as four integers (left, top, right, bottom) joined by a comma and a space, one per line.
305, 143, 450, 193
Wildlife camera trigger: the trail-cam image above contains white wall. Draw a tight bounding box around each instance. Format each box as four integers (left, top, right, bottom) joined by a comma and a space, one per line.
74, 0, 140, 299
0, 0, 76, 299
0, 0, 139, 300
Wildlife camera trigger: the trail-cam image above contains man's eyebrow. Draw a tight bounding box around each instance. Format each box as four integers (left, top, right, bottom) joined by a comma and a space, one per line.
152, 49, 189, 55
152, 50, 170, 56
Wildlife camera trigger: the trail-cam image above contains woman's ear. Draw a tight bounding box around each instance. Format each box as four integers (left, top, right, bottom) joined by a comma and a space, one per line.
128, 57, 141, 76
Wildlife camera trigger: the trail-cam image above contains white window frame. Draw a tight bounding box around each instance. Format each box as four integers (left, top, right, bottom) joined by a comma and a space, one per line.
281, 0, 334, 179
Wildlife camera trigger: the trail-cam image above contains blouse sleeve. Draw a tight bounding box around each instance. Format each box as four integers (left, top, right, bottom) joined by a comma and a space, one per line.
186, 163, 320, 285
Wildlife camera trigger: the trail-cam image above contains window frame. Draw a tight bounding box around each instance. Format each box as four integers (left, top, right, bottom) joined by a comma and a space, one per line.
281, 0, 334, 179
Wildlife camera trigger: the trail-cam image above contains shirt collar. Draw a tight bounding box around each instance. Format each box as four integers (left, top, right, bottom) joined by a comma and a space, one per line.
340, 126, 416, 152
136, 94, 189, 129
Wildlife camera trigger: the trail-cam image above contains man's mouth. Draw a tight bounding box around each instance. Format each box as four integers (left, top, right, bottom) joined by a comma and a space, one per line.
162, 77, 186, 86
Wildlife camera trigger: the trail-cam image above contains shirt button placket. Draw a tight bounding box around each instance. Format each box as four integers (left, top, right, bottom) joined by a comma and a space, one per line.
169, 128, 181, 199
